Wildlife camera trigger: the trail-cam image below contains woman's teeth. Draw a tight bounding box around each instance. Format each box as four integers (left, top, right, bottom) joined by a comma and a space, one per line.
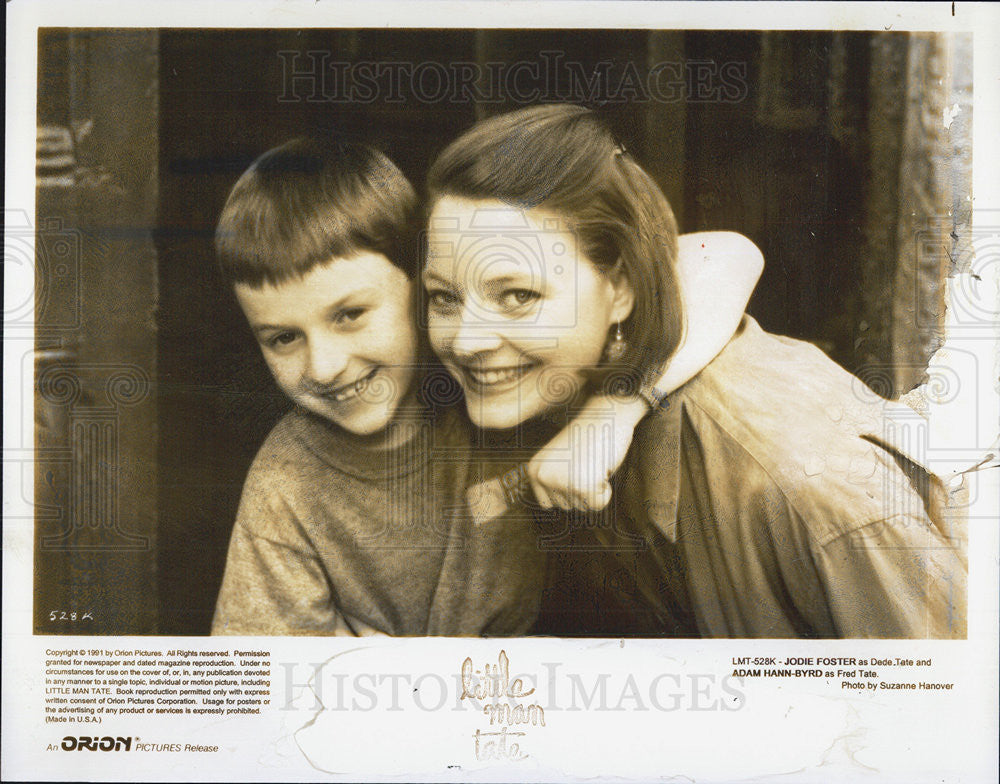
467, 366, 525, 385
330, 369, 376, 402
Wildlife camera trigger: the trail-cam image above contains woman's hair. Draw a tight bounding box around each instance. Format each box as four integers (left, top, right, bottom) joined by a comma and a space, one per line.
216, 136, 420, 287
426, 103, 684, 387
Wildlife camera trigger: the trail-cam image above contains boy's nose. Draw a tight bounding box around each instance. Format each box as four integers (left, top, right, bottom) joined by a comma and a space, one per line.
304, 339, 349, 388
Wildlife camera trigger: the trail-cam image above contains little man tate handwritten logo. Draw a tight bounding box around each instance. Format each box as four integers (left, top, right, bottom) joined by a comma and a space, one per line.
460, 650, 546, 762
285, 645, 748, 773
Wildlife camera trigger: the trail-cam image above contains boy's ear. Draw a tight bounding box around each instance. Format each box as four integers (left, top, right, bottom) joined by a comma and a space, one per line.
608, 260, 636, 324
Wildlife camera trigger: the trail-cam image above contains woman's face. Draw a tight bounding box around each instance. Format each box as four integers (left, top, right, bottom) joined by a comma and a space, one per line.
423, 196, 634, 429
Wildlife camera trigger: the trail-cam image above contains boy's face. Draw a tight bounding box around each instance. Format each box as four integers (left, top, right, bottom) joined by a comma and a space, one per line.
235, 253, 419, 437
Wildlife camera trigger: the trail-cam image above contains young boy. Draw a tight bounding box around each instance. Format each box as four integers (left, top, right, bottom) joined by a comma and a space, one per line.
210, 136, 762, 636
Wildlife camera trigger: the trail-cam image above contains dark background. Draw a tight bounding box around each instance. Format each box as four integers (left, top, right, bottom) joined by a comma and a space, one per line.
34, 29, 971, 635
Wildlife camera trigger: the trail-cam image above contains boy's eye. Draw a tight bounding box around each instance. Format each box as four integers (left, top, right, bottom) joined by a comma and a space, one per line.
500, 289, 540, 310
266, 331, 298, 349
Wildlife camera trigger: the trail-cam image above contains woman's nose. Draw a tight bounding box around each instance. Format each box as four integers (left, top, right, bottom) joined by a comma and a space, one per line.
450, 306, 504, 358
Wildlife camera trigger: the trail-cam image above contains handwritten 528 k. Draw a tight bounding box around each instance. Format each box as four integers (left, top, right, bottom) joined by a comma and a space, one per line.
48, 611, 94, 622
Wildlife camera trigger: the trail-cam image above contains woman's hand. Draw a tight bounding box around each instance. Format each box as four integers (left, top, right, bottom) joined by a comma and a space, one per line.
527, 394, 649, 511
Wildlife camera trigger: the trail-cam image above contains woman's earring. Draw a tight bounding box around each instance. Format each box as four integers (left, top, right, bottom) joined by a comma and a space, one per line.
604, 322, 626, 362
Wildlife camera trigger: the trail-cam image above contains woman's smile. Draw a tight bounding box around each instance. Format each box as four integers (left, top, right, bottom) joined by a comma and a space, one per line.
455, 361, 539, 392
424, 196, 635, 430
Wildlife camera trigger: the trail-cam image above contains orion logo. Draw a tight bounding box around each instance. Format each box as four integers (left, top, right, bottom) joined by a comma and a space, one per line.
60, 736, 133, 751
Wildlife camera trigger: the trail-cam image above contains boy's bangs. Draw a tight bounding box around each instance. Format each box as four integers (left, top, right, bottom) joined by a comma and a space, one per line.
217, 196, 365, 288
216, 137, 418, 288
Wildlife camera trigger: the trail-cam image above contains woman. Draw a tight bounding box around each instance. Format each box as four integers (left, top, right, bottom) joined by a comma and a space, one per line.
422, 104, 967, 638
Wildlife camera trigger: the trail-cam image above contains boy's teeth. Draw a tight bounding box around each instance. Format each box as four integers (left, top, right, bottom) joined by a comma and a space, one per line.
331, 370, 375, 402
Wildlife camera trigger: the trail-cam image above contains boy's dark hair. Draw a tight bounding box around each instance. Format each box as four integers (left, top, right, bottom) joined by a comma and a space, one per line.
216, 136, 420, 287
427, 103, 684, 389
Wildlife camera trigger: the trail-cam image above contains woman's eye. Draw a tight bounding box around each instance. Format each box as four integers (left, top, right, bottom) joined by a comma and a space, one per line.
428, 290, 460, 311
501, 289, 540, 309
334, 307, 366, 325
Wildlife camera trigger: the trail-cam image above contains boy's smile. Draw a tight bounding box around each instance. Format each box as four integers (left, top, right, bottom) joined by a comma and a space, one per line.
235, 253, 419, 437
